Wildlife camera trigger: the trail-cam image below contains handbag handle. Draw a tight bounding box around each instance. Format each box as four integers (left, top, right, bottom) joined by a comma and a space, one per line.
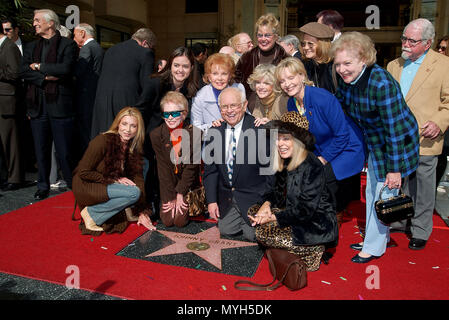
234, 251, 301, 291
377, 184, 404, 202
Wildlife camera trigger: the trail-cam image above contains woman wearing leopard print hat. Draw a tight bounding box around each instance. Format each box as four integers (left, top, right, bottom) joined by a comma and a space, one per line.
248, 112, 338, 271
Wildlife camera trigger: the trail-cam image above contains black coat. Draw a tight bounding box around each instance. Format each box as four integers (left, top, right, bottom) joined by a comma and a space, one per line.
20, 35, 78, 118
302, 59, 336, 95
90, 39, 154, 137
203, 113, 274, 225
75, 39, 104, 118
0, 37, 21, 114
74, 39, 104, 152
264, 153, 338, 246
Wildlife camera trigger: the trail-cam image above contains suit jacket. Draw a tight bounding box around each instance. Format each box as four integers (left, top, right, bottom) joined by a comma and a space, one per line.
190, 83, 245, 132
91, 39, 154, 137
75, 39, 104, 117
20, 35, 78, 118
0, 37, 21, 115
203, 113, 273, 224
387, 49, 449, 155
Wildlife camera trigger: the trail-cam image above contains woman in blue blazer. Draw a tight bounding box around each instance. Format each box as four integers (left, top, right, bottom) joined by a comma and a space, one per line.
275, 57, 365, 212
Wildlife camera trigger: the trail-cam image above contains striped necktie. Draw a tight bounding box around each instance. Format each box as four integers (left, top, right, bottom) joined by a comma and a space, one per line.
227, 127, 236, 185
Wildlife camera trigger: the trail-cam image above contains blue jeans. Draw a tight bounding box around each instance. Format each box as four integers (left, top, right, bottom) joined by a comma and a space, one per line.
87, 183, 141, 225
363, 155, 399, 256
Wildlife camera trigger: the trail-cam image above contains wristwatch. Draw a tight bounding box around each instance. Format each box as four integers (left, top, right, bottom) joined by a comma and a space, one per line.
34, 63, 39, 70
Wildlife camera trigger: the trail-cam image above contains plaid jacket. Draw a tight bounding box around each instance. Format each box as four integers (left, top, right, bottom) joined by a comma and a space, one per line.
335, 64, 419, 181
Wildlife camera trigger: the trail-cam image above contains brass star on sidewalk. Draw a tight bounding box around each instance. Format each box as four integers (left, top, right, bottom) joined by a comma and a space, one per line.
146, 226, 257, 270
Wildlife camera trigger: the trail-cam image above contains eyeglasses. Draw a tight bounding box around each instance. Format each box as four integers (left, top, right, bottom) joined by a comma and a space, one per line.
220, 102, 243, 111
437, 45, 447, 51
400, 36, 426, 46
256, 33, 274, 39
162, 110, 184, 119
300, 41, 316, 47
4, 28, 12, 32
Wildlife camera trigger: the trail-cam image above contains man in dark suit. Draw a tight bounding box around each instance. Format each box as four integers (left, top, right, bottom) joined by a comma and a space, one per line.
203, 87, 273, 241
20, 9, 78, 200
0, 23, 23, 191
73, 23, 104, 157
90, 28, 156, 138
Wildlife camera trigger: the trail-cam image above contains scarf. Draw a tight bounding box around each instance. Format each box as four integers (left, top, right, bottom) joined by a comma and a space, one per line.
26, 31, 61, 107
259, 92, 277, 118
169, 122, 184, 174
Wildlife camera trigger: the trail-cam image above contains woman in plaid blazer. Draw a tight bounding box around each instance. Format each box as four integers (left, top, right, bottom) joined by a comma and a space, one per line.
331, 32, 420, 263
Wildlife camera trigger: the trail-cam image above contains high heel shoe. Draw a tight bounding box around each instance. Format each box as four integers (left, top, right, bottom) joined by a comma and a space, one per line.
350, 243, 363, 251
80, 207, 103, 232
351, 253, 379, 263
350, 241, 397, 251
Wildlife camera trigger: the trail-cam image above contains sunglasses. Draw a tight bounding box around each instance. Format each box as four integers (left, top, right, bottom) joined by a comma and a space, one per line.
4, 28, 12, 32
162, 110, 184, 119
437, 45, 447, 51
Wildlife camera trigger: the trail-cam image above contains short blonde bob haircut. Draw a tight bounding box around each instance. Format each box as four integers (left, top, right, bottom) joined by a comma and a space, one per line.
160, 91, 189, 113
203, 53, 236, 85
255, 13, 280, 37
247, 64, 281, 94
271, 134, 307, 172
330, 32, 377, 66
105, 107, 145, 154
274, 57, 314, 92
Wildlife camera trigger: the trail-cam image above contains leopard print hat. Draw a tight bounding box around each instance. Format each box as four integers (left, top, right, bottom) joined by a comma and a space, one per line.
264, 111, 315, 151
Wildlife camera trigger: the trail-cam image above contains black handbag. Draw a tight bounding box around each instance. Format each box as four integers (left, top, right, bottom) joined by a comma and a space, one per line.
375, 185, 414, 224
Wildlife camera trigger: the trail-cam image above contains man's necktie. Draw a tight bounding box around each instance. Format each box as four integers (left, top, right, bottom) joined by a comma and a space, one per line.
227, 127, 236, 185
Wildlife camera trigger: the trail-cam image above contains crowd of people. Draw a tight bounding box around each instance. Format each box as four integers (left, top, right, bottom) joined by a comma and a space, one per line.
1, 8, 449, 269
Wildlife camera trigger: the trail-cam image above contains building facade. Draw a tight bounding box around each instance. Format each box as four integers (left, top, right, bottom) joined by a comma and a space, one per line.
22, 0, 449, 65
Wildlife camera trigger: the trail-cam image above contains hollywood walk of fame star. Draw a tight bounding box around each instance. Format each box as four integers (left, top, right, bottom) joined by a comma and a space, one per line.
146, 226, 257, 270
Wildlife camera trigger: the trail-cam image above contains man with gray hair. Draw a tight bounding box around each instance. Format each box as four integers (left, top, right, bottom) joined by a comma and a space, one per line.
20, 9, 78, 200
278, 34, 301, 59
90, 27, 156, 137
387, 18, 449, 250
203, 87, 273, 241
73, 23, 104, 157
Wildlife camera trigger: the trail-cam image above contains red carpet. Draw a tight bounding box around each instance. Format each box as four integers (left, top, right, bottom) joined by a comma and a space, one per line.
0, 192, 448, 300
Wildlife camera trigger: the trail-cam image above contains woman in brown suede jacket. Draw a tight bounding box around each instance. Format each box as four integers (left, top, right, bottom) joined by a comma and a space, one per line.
72, 107, 155, 234
150, 91, 202, 227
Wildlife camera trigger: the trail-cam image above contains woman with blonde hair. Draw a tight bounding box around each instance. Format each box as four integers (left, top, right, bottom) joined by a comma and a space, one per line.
247, 64, 288, 125
249, 112, 337, 271
331, 32, 419, 263
191, 53, 245, 131
72, 107, 155, 234
235, 13, 288, 112
150, 92, 202, 227
275, 57, 365, 215
298, 22, 336, 93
